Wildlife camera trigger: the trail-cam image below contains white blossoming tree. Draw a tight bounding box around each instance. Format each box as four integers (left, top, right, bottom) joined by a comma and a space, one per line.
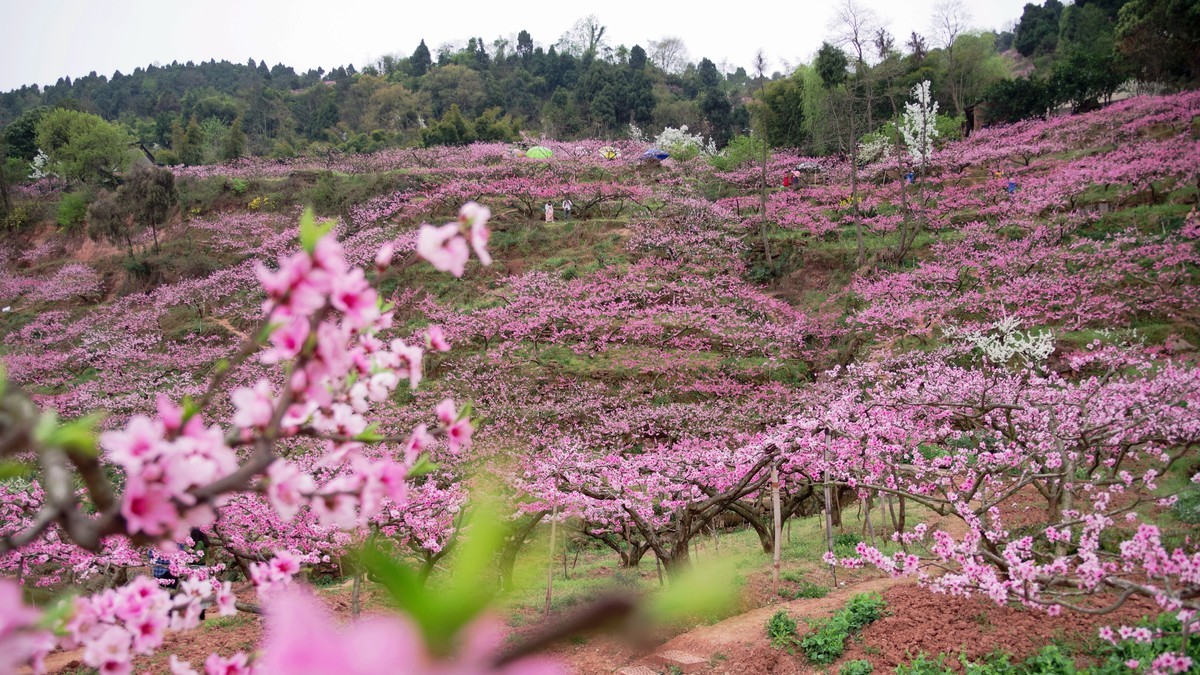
900, 80, 939, 174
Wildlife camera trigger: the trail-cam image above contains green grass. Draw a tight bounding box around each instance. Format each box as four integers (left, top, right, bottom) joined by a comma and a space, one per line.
204, 613, 253, 630
491, 504, 925, 630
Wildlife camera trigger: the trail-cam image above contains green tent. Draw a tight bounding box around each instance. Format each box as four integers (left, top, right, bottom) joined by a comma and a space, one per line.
525, 146, 553, 158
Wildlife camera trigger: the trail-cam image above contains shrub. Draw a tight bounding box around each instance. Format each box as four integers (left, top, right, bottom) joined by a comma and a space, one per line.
56, 191, 90, 230
2, 204, 35, 230
708, 134, 768, 171
766, 610, 800, 652
834, 532, 862, 556
1172, 487, 1200, 523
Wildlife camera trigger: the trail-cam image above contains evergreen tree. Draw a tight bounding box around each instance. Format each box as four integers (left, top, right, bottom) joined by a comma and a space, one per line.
178, 117, 204, 166
222, 117, 246, 160
411, 40, 433, 77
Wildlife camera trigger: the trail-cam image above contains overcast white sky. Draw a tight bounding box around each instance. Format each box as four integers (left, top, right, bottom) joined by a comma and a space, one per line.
0, 0, 1030, 91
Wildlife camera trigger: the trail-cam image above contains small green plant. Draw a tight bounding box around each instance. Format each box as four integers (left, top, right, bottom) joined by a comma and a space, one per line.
839, 659, 874, 675
833, 532, 863, 556
767, 609, 800, 652
1020, 645, 1076, 674
230, 177, 249, 194
801, 613, 852, 664
895, 652, 953, 675
800, 593, 887, 665
845, 592, 886, 628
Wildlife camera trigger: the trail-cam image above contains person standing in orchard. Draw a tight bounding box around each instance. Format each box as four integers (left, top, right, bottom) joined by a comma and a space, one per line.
544, 202, 555, 222
562, 199, 573, 220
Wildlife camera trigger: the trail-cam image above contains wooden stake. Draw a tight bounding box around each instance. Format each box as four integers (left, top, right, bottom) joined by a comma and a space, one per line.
543, 501, 559, 618
771, 463, 782, 590
823, 439, 838, 586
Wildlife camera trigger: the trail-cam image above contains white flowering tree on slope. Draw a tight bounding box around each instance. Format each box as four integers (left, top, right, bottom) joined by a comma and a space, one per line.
900, 80, 939, 176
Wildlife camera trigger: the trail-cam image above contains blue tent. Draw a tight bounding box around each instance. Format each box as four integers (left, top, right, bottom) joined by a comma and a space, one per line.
641, 148, 669, 161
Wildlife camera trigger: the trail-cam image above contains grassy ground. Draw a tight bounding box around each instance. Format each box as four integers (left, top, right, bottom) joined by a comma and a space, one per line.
496, 504, 923, 629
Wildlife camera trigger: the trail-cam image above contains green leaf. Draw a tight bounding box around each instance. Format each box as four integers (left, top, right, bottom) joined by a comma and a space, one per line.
257, 322, 282, 343
408, 454, 439, 478
0, 460, 31, 481
45, 413, 105, 457
298, 207, 334, 255
181, 396, 200, 425
33, 411, 59, 445
353, 422, 384, 442
357, 500, 508, 656
37, 593, 77, 634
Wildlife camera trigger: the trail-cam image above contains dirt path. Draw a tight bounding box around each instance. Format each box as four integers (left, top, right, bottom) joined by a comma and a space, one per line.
212, 316, 249, 340
660, 574, 912, 658
616, 514, 970, 674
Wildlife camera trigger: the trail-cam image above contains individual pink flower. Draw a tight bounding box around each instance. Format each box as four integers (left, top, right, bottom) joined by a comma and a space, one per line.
129, 609, 169, 654
0, 580, 53, 674
170, 655, 200, 675
366, 371, 399, 403
83, 625, 132, 672
100, 415, 162, 468
231, 380, 274, 429
263, 315, 310, 364
435, 399, 473, 453
266, 461, 315, 522
215, 581, 237, 617
459, 201, 493, 266
445, 418, 473, 453
156, 394, 193, 435
312, 235, 348, 275
392, 340, 424, 389
416, 223, 469, 277
204, 651, 254, 675
375, 243, 395, 272
436, 398, 459, 426
404, 424, 435, 465
331, 268, 380, 329
271, 551, 302, 577
121, 477, 178, 537
258, 588, 563, 674
255, 253, 311, 303
426, 325, 451, 352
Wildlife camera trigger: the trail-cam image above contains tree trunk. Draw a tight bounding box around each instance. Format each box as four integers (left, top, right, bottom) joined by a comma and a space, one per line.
498, 510, 547, 591
659, 545, 691, 581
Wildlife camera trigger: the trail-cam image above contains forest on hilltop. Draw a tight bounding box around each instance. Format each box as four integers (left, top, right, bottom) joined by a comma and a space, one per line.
1, 0, 1196, 170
